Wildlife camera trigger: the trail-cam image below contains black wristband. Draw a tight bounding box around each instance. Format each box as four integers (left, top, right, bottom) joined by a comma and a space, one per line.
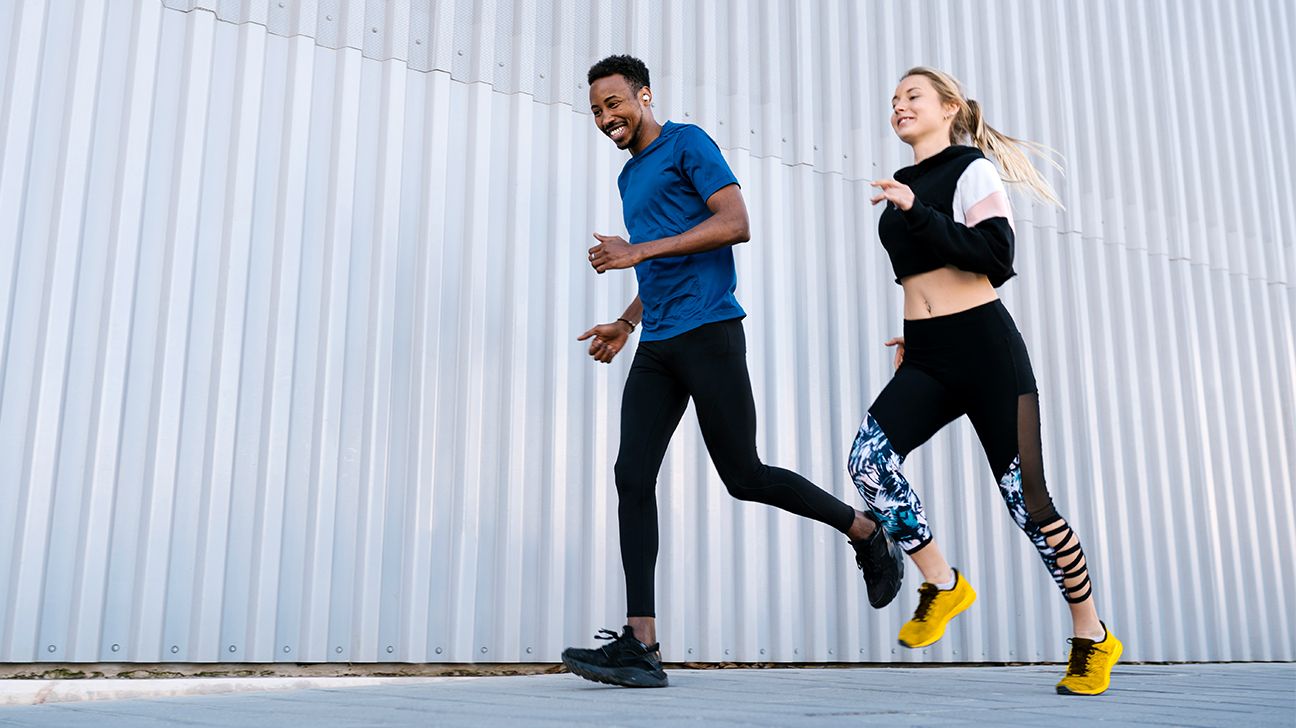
616, 317, 636, 333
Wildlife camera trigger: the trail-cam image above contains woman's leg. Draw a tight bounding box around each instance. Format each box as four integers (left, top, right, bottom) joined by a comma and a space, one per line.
850, 363, 979, 645
849, 364, 962, 573
971, 387, 1122, 694
977, 391, 1103, 638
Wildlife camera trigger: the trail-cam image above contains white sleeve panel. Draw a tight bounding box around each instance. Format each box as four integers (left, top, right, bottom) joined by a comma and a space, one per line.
953, 157, 1014, 229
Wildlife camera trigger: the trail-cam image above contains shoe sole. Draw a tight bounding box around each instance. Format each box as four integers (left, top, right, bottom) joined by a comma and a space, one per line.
869, 589, 900, 610
897, 589, 976, 649
561, 655, 669, 688
1056, 639, 1123, 696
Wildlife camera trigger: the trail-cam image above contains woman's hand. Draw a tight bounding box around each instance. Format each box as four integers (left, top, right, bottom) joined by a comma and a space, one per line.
884, 336, 905, 371
869, 179, 915, 211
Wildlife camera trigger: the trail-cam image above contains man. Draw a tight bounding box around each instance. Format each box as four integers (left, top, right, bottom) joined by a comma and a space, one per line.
561, 55, 904, 688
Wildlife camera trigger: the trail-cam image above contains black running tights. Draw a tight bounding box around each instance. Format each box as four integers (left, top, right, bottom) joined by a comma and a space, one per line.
616, 318, 857, 618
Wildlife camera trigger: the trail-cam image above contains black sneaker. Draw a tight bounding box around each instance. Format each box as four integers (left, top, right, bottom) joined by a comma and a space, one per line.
850, 512, 905, 608
561, 626, 668, 688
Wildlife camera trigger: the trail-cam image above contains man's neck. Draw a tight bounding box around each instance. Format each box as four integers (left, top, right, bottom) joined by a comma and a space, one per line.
630, 118, 664, 156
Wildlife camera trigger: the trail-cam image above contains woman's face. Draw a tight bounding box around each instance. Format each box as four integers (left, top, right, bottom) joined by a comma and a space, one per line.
891, 75, 956, 145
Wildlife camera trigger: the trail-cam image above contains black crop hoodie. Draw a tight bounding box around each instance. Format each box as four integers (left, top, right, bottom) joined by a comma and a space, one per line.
877, 144, 1017, 287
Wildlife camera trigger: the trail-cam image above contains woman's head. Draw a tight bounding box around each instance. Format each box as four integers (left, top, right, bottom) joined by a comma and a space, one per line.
892, 66, 1063, 206
890, 69, 960, 146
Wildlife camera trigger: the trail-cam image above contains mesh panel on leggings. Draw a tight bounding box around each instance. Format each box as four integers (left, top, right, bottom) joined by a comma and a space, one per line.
1018, 393, 1092, 604
1016, 393, 1050, 515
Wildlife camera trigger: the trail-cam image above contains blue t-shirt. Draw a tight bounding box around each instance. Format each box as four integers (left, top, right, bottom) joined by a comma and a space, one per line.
617, 121, 746, 341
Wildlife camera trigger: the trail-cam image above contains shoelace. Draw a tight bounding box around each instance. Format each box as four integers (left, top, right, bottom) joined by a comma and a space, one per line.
594, 628, 628, 656
593, 628, 661, 659
911, 583, 939, 622
854, 551, 872, 573
1065, 638, 1098, 676
853, 535, 881, 570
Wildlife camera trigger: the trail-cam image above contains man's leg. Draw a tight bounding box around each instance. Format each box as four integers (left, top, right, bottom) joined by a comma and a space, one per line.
614, 345, 689, 641
562, 343, 686, 688
671, 319, 905, 608
679, 319, 860, 530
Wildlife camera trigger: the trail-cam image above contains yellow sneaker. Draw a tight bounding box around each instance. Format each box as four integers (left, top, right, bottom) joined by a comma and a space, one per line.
897, 568, 976, 649
1056, 623, 1122, 695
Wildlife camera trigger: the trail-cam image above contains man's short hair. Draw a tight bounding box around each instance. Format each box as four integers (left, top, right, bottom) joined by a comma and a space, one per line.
587, 55, 650, 91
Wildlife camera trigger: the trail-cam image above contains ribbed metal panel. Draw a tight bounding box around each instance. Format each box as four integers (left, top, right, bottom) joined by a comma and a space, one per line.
1, 0, 1292, 665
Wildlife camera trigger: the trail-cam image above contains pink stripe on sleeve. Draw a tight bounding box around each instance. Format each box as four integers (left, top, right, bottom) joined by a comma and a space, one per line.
964, 190, 1014, 229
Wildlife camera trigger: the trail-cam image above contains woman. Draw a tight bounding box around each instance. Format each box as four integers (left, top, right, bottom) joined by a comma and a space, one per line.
850, 67, 1121, 695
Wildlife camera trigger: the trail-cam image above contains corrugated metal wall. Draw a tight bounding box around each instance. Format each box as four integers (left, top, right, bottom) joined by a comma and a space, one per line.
1, 0, 1292, 665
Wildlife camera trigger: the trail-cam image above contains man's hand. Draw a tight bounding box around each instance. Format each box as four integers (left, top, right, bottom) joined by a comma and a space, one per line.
577, 321, 633, 363
588, 233, 639, 273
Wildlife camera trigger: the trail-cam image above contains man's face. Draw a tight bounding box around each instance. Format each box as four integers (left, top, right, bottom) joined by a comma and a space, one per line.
590, 74, 648, 150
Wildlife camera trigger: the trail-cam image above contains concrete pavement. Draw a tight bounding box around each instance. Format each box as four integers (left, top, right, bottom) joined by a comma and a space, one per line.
0, 663, 1291, 726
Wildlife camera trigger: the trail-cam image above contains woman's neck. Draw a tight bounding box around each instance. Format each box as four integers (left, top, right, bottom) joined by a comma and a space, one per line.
911, 135, 952, 165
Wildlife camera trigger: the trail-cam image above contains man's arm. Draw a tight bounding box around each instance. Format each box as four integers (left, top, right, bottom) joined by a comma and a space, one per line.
635, 183, 750, 259
588, 184, 749, 273
616, 296, 644, 328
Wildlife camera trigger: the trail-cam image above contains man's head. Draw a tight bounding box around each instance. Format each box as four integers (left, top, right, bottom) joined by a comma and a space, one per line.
588, 55, 656, 152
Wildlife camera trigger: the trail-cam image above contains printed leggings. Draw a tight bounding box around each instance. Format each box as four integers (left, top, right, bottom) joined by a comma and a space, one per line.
847, 301, 1093, 604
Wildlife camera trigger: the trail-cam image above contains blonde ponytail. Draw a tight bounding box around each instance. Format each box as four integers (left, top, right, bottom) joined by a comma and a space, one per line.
904, 67, 1063, 207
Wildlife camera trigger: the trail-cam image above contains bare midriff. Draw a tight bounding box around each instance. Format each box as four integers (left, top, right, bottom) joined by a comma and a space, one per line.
900, 265, 999, 320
